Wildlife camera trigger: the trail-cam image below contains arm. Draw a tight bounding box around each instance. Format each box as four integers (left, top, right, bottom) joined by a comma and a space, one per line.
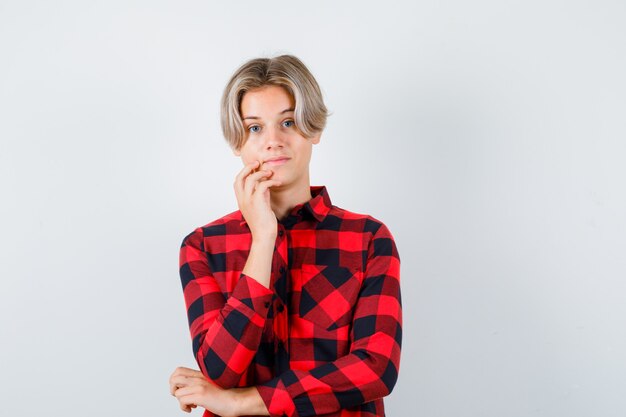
170, 367, 270, 416
179, 161, 282, 388
179, 227, 274, 388
251, 223, 402, 417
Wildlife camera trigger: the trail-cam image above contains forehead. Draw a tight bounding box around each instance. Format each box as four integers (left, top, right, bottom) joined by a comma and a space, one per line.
240, 85, 294, 117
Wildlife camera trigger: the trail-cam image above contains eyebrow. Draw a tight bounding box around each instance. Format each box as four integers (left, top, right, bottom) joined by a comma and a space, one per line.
242, 108, 294, 120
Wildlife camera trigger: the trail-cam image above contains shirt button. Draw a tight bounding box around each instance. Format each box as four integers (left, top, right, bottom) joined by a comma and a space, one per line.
297, 209, 303, 215
277, 304, 285, 312
278, 230, 284, 237
279, 266, 286, 274
264, 301, 270, 308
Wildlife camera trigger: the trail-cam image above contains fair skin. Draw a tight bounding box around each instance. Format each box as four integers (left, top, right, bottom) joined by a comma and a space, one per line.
170, 84, 321, 415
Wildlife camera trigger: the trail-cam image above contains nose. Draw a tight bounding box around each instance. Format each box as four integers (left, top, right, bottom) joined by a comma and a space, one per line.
264, 125, 286, 150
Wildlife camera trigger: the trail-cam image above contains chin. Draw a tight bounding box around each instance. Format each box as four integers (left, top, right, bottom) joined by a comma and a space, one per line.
270, 177, 289, 190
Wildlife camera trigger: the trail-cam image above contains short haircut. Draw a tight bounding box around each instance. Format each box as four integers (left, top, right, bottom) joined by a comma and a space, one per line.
220, 54, 328, 151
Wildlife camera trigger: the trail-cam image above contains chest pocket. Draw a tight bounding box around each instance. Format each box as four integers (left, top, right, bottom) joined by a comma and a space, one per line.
298, 264, 362, 331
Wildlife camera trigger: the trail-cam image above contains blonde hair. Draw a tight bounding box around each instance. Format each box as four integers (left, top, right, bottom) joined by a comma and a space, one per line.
220, 54, 329, 150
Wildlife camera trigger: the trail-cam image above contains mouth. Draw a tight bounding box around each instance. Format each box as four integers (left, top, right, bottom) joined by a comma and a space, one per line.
263, 157, 290, 167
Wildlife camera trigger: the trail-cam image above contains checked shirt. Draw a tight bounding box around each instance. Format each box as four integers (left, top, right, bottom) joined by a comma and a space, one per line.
178, 186, 402, 417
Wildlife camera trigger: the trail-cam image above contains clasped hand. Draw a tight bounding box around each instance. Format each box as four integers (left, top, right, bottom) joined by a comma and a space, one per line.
234, 160, 282, 239
169, 366, 237, 416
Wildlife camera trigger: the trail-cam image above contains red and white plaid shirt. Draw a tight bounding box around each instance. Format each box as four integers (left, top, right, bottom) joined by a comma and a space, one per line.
178, 186, 402, 417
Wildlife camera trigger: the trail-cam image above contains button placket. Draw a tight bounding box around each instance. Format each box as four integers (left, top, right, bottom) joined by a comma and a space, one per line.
272, 224, 290, 358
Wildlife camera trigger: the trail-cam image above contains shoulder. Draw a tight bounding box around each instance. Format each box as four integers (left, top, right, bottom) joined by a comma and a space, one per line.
179, 210, 245, 248
327, 204, 399, 264
327, 203, 395, 239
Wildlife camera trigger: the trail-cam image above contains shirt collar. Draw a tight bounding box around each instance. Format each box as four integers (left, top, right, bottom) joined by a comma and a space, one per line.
238, 185, 332, 227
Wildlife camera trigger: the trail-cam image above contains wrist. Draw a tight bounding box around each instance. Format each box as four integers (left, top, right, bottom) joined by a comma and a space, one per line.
226, 388, 244, 416
235, 387, 269, 416
250, 234, 276, 248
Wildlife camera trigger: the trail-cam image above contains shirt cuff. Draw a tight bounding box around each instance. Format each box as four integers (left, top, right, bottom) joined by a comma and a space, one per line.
228, 273, 274, 318
256, 377, 298, 417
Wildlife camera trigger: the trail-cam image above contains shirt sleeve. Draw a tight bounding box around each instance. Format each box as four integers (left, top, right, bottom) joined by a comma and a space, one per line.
255, 222, 402, 417
179, 227, 274, 388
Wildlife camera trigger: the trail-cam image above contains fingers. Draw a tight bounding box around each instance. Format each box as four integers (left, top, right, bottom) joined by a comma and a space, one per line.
174, 383, 206, 413
171, 366, 204, 378
243, 169, 274, 195
232, 160, 280, 236
234, 159, 282, 193
254, 179, 282, 195
170, 367, 206, 412
174, 386, 197, 412
169, 367, 205, 395
234, 160, 260, 194
172, 383, 193, 412
170, 376, 206, 396
235, 164, 281, 205
170, 375, 192, 395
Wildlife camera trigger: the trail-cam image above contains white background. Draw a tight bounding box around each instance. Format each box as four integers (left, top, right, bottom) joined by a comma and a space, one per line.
1, 1, 625, 416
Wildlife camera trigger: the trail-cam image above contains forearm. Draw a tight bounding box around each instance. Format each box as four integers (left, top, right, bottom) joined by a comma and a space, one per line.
242, 237, 275, 289
192, 273, 273, 386
181, 225, 283, 388
256, 345, 400, 417
233, 387, 270, 416
170, 368, 269, 417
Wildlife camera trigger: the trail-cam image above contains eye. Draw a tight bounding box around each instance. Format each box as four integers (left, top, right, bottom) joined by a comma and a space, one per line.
282, 119, 295, 128
248, 125, 261, 133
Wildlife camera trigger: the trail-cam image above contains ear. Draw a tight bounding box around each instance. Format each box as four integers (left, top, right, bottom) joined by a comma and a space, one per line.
232, 147, 241, 156
310, 132, 321, 145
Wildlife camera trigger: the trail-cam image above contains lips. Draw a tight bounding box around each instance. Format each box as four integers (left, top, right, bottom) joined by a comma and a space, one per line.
263, 156, 290, 166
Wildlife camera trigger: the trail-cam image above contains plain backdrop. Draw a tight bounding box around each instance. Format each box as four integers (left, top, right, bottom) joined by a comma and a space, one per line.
1, 1, 625, 416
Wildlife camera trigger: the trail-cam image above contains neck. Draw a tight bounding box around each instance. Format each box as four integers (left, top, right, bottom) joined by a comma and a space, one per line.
270, 181, 313, 221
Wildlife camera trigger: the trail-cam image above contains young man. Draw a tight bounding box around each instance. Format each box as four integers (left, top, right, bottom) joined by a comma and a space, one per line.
170, 55, 402, 417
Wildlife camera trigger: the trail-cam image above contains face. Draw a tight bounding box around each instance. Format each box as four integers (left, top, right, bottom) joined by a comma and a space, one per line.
234, 85, 320, 190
